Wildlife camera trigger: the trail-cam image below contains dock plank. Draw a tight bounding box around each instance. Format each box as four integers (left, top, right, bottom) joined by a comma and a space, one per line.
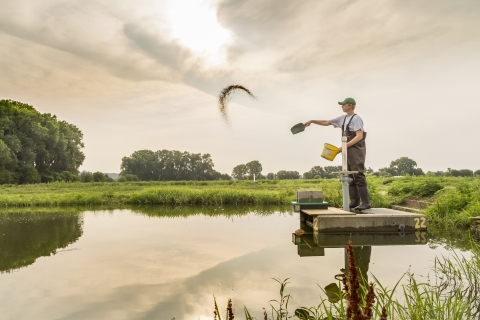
302, 208, 355, 215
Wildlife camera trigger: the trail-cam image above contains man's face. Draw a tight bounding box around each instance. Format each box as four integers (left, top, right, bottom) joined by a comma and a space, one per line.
341, 103, 353, 112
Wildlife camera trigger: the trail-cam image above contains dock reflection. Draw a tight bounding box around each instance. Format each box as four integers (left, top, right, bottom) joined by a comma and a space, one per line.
292, 223, 428, 285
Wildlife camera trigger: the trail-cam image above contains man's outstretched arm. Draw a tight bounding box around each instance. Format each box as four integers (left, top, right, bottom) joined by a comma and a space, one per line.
305, 120, 331, 127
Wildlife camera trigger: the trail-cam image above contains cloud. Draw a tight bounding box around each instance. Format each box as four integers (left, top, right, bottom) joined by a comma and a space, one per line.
217, 0, 480, 75
1, 0, 480, 173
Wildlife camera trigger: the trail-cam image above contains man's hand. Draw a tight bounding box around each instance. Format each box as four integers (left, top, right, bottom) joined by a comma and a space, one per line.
305, 120, 312, 127
337, 146, 342, 154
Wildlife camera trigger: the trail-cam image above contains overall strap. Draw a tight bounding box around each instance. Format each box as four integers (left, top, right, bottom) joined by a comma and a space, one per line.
342, 114, 356, 132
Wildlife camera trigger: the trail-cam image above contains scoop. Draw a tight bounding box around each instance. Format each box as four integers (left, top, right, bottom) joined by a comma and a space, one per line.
290, 123, 306, 135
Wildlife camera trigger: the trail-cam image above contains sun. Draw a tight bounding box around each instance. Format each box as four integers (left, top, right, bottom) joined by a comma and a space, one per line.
165, 0, 231, 63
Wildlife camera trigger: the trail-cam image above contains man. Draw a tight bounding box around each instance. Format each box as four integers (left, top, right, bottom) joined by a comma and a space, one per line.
305, 97, 371, 210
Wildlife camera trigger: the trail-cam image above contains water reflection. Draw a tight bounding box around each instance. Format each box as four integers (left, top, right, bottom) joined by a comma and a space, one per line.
293, 220, 429, 290
129, 204, 289, 218
0, 207, 474, 320
0, 211, 83, 273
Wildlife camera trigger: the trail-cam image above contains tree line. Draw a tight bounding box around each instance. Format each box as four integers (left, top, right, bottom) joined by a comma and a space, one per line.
374, 157, 479, 177
120, 149, 231, 181
2, 100, 478, 184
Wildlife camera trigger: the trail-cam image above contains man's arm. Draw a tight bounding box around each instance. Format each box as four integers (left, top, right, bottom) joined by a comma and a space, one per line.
338, 130, 363, 153
305, 120, 331, 127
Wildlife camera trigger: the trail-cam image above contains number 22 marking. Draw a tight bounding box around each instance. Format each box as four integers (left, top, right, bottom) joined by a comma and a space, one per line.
414, 217, 427, 229
415, 231, 427, 243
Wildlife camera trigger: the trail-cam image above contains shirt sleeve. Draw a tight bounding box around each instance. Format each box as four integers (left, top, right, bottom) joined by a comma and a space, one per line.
330, 115, 344, 128
351, 116, 364, 132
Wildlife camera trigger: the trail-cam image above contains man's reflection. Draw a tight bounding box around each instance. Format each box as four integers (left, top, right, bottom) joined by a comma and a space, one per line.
342, 245, 372, 284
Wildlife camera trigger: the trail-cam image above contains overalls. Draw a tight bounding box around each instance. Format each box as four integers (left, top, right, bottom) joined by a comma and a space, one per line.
342, 114, 367, 187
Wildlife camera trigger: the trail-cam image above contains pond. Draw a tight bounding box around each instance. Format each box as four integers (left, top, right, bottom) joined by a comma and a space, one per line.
0, 207, 472, 319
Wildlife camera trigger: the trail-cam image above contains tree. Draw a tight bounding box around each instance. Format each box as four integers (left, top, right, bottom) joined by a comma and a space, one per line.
266, 172, 275, 180
80, 171, 94, 182
387, 157, 424, 176
232, 164, 248, 180
448, 168, 474, 177
303, 171, 314, 179
58, 171, 80, 182
377, 168, 392, 177
121, 150, 157, 181
323, 166, 342, 178
118, 174, 139, 182
219, 173, 232, 180
0, 99, 85, 184
311, 166, 326, 177
276, 170, 300, 180
121, 149, 225, 181
426, 171, 445, 177
245, 160, 262, 179
475, 170, 480, 176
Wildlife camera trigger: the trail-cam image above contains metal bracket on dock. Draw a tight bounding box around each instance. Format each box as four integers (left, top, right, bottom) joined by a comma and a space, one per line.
332, 171, 358, 175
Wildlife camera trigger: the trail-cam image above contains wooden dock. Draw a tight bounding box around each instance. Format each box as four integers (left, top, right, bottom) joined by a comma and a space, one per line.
297, 206, 428, 233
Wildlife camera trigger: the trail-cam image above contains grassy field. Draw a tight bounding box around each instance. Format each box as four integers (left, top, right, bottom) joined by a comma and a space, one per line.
0, 176, 478, 227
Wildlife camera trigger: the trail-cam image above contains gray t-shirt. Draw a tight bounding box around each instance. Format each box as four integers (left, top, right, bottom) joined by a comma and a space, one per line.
330, 114, 364, 132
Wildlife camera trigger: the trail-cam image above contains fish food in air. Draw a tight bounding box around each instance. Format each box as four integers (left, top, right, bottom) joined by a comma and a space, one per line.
218, 85, 257, 125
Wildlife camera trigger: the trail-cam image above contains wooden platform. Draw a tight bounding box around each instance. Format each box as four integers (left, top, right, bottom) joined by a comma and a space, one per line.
300, 207, 428, 233
302, 208, 355, 215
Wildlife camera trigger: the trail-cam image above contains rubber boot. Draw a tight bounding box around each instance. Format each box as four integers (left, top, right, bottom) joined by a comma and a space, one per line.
349, 185, 360, 210
355, 186, 372, 211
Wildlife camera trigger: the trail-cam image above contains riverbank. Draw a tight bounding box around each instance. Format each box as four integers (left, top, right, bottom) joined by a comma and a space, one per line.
1, 176, 478, 228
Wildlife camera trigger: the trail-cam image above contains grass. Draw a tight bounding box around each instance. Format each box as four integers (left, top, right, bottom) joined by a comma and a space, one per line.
379, 176, 480, 228
0, 176, 478, 229
0, 177, 393, 208
0, 179, 339, 207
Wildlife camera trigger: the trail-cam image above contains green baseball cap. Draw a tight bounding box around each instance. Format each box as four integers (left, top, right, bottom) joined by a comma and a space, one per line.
338, 97, 356, 105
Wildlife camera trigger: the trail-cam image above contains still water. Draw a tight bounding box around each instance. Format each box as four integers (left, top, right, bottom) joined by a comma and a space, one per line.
0, 207, 469, 319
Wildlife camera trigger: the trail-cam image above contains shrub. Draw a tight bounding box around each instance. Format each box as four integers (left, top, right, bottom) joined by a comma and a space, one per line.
388, 178, 444, 198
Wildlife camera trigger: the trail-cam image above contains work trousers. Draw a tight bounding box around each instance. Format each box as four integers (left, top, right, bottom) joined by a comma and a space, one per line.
347, 140, 367, 187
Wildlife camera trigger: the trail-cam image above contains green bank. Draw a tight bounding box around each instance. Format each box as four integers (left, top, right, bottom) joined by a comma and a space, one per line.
1, 176, 479, 228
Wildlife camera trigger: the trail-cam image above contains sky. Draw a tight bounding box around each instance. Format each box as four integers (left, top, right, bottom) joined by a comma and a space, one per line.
1, 0, 479, 175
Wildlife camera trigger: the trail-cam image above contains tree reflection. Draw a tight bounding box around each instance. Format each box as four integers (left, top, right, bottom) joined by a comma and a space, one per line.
0, 212, 83, 273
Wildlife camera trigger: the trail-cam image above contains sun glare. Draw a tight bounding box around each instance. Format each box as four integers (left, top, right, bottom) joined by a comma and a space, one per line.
165, 0, 230, 64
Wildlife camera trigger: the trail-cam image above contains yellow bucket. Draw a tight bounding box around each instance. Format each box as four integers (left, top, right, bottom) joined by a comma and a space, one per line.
321, 143, 339, 161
